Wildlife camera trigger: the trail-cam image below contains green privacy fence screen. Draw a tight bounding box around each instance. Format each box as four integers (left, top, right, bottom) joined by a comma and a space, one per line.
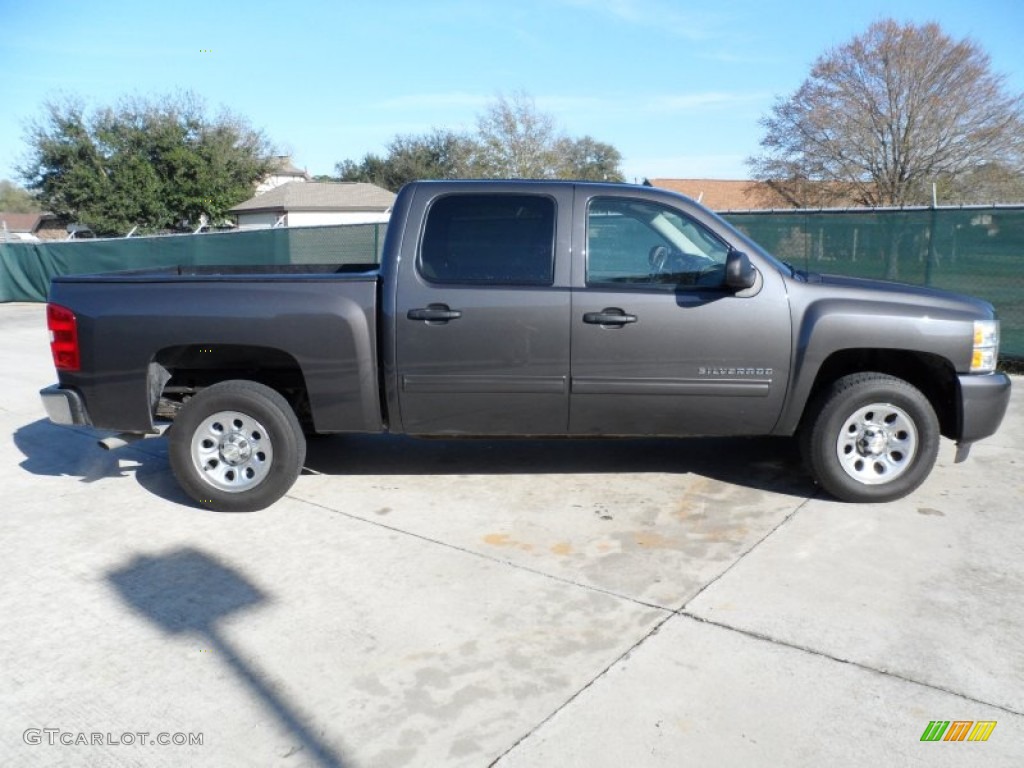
723, 206, 1024, 358
0, 223, 386, 303
2, 210, 1023, 356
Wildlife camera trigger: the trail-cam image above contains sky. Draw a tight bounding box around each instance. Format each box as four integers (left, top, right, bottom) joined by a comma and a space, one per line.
1, 0, 1022, 185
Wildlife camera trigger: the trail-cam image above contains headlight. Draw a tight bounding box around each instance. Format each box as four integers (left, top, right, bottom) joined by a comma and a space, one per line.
970, 320, 999, 373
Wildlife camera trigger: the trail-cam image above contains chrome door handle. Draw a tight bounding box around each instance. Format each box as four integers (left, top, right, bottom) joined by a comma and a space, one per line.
583, 308, 637, 326
407, 304, 463, 322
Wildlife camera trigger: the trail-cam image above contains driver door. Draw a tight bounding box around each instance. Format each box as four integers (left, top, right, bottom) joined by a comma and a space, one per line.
569, 193, 791, 436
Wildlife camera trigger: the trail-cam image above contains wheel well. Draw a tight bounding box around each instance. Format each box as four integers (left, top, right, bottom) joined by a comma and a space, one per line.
153, 344, 312, 428
805, 349, 959, 438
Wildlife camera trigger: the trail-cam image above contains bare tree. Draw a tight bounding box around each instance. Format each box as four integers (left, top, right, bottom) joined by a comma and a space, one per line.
941, 162, 1024, 205
749, 20, 1024, 207
468, 92, 561, 178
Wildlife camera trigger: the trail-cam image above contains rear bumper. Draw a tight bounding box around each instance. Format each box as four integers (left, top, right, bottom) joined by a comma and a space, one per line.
40, 384, 91, 426
957, 372, 1011, 445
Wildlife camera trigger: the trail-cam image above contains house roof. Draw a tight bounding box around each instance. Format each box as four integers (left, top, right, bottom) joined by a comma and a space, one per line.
645, 179, 781, 211
647, 178, 871, 210
0, 212, 45, 232
229, 182, 396, 214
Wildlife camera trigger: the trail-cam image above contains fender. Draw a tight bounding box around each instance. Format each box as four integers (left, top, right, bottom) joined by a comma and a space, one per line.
774, 293, 974, 435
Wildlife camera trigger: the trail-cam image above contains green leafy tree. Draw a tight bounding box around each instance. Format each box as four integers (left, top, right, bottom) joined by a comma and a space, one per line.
0, 180, 42, 213
335, 154, 388, 185
750, 20, 1024, 208
555, 136, 624, 182
18, 92, 276, 235
337, 130, 471, 192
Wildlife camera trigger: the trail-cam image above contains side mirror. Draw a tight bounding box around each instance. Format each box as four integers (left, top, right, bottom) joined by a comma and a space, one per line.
725, 251, 757, 290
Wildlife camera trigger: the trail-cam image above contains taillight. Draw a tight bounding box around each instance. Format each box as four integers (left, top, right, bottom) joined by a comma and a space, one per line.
47, 303, 80, 371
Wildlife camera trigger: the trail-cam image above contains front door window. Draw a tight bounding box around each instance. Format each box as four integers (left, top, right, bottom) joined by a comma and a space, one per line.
587, 197, 731, 288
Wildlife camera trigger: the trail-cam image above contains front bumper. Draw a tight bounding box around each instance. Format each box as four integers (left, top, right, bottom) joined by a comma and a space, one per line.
957, 372, 1011, 448
40, 384, 91, 426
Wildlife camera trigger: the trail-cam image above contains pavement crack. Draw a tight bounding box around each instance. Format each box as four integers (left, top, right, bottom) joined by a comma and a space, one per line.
674, 492, 816, 613
487, 611, 677, 767
682, 612, 1024, 718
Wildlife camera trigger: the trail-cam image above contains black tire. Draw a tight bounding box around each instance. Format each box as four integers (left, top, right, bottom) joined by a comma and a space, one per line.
168, 380, 306, 512
799, 373, 940, 503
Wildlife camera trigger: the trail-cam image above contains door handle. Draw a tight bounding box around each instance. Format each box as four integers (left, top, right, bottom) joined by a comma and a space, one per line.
407, 304, 463, 322
583, 308, 637, 326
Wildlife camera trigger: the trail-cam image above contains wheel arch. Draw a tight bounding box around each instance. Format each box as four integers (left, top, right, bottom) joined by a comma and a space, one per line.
789, 348, 959, 439
152, 344, 312, 428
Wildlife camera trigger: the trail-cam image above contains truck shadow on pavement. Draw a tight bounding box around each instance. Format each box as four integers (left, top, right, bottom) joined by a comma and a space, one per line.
12, 418, 192, 504
303, 433, 817, 499
13, 419, 154, 482
13, 418, 817, 506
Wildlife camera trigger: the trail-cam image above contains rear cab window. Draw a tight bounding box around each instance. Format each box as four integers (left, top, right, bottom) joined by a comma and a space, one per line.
419, 194, 556, 286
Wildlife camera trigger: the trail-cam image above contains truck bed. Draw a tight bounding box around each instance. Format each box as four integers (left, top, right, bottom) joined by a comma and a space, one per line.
49, 265, 383, 433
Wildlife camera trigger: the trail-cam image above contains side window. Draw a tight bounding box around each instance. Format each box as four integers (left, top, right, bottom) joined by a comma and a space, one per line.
587, 197, 731, 288
420, 194, 556, 285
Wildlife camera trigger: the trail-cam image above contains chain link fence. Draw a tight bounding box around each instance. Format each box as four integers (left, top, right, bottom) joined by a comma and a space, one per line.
723, 206, 1024, 358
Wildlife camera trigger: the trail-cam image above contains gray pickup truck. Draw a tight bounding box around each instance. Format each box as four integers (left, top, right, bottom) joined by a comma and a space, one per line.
40, 180, 1010, 510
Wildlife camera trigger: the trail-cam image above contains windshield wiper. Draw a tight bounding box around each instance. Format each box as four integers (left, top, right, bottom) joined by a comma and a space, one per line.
778, 259, 799, 278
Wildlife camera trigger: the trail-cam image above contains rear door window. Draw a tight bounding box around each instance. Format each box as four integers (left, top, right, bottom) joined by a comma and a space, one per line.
420, 194, 556, 285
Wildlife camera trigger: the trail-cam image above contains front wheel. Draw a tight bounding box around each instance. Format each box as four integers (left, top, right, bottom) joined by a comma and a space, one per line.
800, 373, 940, 503
168, 380, 306, 511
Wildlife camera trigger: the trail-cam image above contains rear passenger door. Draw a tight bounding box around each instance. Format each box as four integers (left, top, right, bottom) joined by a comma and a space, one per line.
395, 187, 573, 435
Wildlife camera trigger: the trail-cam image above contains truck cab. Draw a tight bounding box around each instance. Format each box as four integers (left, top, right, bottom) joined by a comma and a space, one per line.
386, 182, 791, 438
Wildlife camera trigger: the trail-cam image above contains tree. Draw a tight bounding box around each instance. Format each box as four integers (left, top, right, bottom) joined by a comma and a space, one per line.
463, 92, 625, 181
18, 92, 276, 235
749, 20, 1024, 208
0, 180, 42, 213
555, 136, 624, 182
337, 129, 471, 191
940, 162, 1024, 205
467, 92, 560, 178
336, 154, 388, 186
333, 92, 624, 187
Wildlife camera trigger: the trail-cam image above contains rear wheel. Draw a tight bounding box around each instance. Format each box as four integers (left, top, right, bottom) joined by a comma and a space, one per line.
800, 373, 939, 502
168, 380, 306, 511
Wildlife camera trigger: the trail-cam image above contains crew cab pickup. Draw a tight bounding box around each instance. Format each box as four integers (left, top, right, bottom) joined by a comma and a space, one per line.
40, 180, 1011, 510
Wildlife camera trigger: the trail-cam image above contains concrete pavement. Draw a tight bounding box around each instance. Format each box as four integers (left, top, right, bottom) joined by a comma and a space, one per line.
1, 301, 1021, 767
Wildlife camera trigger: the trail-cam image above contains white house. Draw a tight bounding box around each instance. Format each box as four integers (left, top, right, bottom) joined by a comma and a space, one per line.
254, 156, 311, 195
229, 181, 396, 229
